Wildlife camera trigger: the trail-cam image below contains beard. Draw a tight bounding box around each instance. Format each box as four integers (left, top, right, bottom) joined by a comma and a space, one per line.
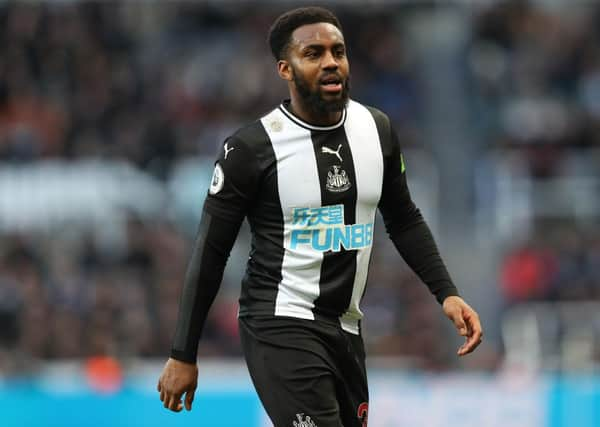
292, 67, 350, 116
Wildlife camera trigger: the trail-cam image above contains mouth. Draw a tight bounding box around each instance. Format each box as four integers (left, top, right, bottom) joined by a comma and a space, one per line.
319, 75, 343, 94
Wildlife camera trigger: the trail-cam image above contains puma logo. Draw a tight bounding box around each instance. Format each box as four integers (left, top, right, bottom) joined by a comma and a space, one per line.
321, 144, 342, 162
224, 143, 235, 159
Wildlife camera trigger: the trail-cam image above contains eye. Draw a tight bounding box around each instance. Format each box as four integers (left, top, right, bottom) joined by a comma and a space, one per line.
305, 50, 319, 59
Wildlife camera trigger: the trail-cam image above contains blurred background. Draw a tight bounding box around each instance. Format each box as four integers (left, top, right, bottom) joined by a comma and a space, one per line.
0, 0, 599, 426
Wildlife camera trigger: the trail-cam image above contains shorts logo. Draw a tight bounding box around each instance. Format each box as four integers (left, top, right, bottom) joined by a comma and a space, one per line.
293, 413, 317, 427
357, 402, 369, 427
209, 163, 224, 195
326, 165, 351, 193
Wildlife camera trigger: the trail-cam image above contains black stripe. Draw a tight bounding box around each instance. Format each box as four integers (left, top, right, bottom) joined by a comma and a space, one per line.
310, 127, 358, 317
235, 122, 285, 317
360, 106, 392, 304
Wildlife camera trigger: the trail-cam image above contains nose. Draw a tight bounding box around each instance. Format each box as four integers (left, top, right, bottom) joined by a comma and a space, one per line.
322, 49, 339, 70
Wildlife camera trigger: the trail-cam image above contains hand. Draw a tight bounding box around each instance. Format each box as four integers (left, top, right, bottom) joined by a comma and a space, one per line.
442, 296, 483, 357
157, 357, 198, 412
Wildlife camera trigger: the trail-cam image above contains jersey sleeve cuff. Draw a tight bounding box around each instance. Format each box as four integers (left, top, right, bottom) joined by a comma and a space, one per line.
434, 286, 460, 305
170, 349, 197, 364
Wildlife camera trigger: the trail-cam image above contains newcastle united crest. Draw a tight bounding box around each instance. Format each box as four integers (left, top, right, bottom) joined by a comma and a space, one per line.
326, 165, 351, 193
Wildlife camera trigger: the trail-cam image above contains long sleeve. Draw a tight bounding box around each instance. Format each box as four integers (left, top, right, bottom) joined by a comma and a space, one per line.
170, 136, 259, 363
378, 126, 459, 304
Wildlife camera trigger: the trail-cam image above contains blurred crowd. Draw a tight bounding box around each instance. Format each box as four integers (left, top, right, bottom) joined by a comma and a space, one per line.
501, 226, 600, 304
0, 217, 271, 370
469, 1, 600, 177
0, 2, 419, 176
471, 2, 600, 300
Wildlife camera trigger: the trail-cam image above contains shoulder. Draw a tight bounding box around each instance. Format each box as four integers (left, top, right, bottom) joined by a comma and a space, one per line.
355, 101, 389, 122
228, 120, 269, 150
347, 100, 391, 133
348, 100, 395, 151
219, 111, 278, 175
225, 104, 284, 150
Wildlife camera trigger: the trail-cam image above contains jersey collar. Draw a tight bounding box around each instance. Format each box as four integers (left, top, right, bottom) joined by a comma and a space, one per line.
279, 100, 347, 131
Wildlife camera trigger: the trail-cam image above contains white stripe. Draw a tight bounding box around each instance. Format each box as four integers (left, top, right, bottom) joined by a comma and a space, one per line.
261, 109, 323, 320
340, 100, 384, 334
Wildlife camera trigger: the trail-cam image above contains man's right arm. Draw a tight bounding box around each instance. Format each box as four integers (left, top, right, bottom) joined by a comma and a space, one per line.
169, 208, 245, 362
169, 136, 260, 363
159, 136, 259, 412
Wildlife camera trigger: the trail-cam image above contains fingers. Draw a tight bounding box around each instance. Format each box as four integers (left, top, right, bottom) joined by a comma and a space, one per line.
171, 396, 184, 412
444, 297, 484, 357
165, 393, 183, 412
185, 389, 195, 411
158, 378, 184, 412
448, 307, 468, 337
455, 317, 468, 337
457, 308, 483, 357
160, 392, 182, 412
158, 377, 166, 403
158, 359, 199, 413
163, 390, 194, 412
458, 331, 482, 356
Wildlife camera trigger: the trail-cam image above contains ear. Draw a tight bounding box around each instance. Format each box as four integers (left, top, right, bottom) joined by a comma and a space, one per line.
277, 60, 293, 81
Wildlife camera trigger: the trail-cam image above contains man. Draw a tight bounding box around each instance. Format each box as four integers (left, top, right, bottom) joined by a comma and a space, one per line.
158, 6, 483, 427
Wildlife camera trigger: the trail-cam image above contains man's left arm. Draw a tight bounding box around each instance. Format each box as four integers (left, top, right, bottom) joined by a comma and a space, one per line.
378, 127, 483, 356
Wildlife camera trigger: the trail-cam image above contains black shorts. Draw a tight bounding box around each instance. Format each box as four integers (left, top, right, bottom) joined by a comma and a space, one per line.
239, 315, 369, 427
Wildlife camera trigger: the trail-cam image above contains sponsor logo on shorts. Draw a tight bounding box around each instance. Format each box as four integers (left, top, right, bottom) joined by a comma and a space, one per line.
293, 413, 317, 427
290, 204, 373, 252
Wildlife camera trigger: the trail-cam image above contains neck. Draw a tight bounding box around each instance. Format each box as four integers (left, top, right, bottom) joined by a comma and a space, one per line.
288, 95, 342, 126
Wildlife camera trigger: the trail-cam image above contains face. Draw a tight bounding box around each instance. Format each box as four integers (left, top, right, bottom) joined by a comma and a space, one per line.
279, 22, 350, 115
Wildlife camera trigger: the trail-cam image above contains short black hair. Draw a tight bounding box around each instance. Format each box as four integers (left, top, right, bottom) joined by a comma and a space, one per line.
268, 7, 342, 61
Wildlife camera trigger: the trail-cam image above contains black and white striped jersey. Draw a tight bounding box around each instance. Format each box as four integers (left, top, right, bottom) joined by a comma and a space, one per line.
170, 99, 458, 363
